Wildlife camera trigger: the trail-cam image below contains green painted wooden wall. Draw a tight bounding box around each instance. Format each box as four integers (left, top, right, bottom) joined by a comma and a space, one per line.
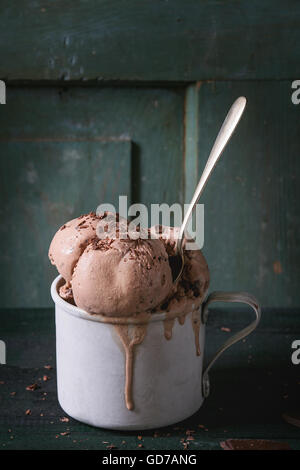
1, 0, 300, 81
0, 1, 299, 308
0, 87, 185, 307
186, 81, 300, 308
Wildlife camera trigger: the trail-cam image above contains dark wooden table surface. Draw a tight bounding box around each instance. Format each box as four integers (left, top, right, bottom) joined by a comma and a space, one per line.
0, 308, 299, 450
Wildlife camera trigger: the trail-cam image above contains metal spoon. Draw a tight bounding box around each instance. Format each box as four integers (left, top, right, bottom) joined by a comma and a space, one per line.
173, 96, 247, 283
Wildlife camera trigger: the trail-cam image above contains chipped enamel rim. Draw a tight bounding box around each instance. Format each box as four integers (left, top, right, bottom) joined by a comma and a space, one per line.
51, 275, 203, 325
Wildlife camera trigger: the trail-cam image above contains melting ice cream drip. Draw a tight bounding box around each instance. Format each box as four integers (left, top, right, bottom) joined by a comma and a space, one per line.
114, 323, 148, 411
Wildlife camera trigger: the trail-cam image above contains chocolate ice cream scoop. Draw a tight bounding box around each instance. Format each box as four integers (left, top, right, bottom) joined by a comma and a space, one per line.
151, 225, 209, 308
71, 237, 173, 316
49, 212, 209, 318
49, 212, 173, 316
48, 212, 100, 282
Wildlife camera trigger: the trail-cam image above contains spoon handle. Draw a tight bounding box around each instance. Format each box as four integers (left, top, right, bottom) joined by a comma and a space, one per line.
176, 96, 247, 254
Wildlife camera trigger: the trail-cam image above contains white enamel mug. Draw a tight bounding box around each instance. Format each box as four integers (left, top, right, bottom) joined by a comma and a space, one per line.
51, 275, 261, 430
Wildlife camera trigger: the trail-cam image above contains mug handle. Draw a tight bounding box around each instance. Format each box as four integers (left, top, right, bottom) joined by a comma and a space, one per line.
201, 291, 261, 398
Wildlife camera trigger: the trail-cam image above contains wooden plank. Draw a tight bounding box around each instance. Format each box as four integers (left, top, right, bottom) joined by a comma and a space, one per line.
193, 81, 300, 308
0, 86, 184, 208
0, 140, 131, 308
184, 84, 199, 203
0, 86, 184, 308
1, 1, 300, 81
0, 308, 299, 449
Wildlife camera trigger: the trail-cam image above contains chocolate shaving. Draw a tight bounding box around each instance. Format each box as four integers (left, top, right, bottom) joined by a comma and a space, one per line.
220, 439, 292, 451
26, 383, 39, 391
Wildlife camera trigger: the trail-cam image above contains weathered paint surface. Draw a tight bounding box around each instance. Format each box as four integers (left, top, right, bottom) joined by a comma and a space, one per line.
0, 4, 299, 310
0, 82, 299, 308
189, 81, 300, 307
0, 140, 131, 307
0, 87, 184, 307
1, 1, 300, 81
